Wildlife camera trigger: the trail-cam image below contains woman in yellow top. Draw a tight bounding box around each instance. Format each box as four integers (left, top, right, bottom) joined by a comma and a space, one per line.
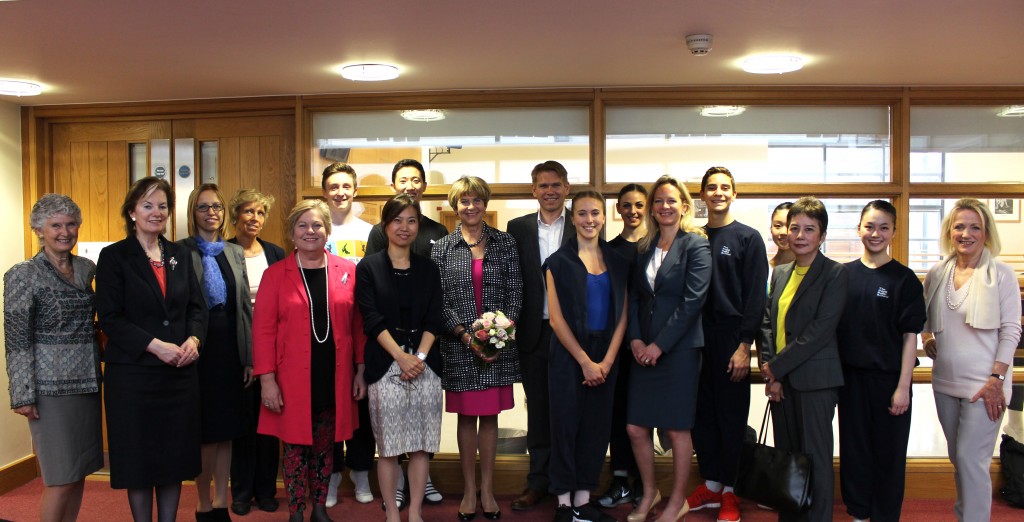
758, 196, 848, 522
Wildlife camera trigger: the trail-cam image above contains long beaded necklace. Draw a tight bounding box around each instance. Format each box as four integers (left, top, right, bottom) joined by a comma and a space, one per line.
297, 253, 331, 343
945, 262, 973, 310
147, 240, 165, 268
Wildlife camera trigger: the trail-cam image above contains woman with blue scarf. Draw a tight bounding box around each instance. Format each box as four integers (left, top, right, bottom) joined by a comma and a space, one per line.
180, 184, 254, 522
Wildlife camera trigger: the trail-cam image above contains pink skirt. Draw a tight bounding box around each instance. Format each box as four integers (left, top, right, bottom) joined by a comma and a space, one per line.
445, 385, 514, 416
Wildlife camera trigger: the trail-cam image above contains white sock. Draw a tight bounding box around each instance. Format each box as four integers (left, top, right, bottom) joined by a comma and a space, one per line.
722, 486, 734, 494
573, 490, 590, 506
705, 480, 723, 493
350, 469, 370, 491
558, 493, 571, 507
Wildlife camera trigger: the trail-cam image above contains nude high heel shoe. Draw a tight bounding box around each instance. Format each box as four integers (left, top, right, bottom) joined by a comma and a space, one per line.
627, 490, 662, 522
672, 500, 689, 521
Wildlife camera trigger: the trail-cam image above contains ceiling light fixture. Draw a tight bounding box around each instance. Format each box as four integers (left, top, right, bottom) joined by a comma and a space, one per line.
339, 63, 400, 82
997, 105, 1024, 117
741, 55, 804, 74
700, 105, 746, 117
401, 109, 445, 122
0, 79, 43, 96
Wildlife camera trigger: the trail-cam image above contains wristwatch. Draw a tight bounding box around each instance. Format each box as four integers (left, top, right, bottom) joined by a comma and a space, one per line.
415, 352, 427, 361
991, 373, 1006, 381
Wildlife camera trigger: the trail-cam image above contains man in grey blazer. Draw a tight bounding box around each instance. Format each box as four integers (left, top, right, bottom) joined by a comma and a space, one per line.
506, 160, 573, 510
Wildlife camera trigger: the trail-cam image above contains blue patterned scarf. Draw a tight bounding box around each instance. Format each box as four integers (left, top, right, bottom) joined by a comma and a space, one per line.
196, 236, 227, 308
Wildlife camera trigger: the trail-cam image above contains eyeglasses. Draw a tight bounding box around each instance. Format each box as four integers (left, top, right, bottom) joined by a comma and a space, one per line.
196, 204, 224, 214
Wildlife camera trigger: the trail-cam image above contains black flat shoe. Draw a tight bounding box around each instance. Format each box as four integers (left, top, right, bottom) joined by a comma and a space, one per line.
230, 501, 251, 516
457, 512, 477, 521
482, 508, 501, 520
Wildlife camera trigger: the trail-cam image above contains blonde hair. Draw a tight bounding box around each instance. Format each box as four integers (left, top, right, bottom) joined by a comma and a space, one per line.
447, 176, 492, 209
638, 175, 704, 253
228, 188, 275, 225
939, 198, 1001, 256
287, 199, 332, 238
186, 184, 227, 238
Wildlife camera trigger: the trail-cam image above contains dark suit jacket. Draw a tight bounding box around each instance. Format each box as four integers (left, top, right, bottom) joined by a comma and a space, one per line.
355, 250, 444, 385
758, 253, 848, 391
628, 230, 711, 352
96, 236, 207, 366
227, 237, 287, 267
507, 210, 575, 353
179, 237, 254, 366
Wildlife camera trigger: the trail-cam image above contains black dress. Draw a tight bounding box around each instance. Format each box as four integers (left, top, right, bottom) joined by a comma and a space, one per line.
197, 254, 245, 443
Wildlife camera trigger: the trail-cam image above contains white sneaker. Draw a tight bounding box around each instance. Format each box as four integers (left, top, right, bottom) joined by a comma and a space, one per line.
350, 469, 373, 503
326, 471, 342, 508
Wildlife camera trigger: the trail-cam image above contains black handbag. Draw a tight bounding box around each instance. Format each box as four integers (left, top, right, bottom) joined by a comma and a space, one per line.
733, 404, 813, 512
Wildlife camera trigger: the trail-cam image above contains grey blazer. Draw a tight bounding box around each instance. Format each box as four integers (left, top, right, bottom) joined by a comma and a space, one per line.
179, 238, 254, 367
758, 253, 847, 391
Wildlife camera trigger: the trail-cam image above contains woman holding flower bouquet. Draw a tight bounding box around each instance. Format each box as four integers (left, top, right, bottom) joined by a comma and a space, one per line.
431, 176, 523, 521
545, 190, 631, 522
356, 194, 445, 522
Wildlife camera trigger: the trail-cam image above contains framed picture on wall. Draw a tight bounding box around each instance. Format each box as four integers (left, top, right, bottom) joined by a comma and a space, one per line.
694, 200, 708, 219
989, 198, 1020, 223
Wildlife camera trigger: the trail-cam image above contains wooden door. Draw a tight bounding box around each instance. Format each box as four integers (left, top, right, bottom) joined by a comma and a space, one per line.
51, 121, 171, 244
191, 116, 295, 248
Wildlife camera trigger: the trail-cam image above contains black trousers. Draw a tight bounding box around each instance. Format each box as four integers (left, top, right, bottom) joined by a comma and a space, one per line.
771, 384, 838, 522
691, 325, 751, 486
607, 346, 637, 475
519, 321, 553, 492
332, 397, 375, 473
548, 332, 617, 494
231, 379, 280, 503
837, 367, 912, 522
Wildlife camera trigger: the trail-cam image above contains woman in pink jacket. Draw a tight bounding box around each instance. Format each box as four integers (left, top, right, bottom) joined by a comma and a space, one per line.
253, 199, 366, 522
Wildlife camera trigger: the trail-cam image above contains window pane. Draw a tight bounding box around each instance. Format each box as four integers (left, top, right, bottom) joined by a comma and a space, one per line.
909, 197, 1024, 273
910, 106, 1024, 183
311, 108, 590, 190
605, 106, 890, 183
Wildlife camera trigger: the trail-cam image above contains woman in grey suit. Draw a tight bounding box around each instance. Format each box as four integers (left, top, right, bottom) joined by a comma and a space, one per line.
759, 196, 848, 522
180, 184, 253, 521
626, 175, 712, 522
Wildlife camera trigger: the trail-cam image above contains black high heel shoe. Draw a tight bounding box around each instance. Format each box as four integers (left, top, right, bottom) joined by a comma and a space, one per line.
479, 491, 500, 520
458, 494, 478, 521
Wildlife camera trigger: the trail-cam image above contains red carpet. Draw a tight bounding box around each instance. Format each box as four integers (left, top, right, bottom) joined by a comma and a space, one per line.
1, 477, 1022, 521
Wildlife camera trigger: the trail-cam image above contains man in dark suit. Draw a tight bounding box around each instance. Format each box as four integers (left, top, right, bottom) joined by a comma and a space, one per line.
365, 158, 449, 258
506, 160, 573, 511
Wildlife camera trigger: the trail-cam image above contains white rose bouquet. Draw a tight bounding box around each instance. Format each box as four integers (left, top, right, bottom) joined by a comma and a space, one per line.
469, 311, 516, 368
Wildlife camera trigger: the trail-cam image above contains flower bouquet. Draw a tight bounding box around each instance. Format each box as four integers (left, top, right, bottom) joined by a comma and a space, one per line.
469, 311, 516, 368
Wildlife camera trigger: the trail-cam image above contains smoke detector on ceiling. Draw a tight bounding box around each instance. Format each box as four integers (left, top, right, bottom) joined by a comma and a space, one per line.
686, 34, 713, 56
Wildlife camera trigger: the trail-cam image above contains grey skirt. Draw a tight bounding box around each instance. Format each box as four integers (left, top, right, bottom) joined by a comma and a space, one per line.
367, 361, 442, 458
29, 393, 104, 486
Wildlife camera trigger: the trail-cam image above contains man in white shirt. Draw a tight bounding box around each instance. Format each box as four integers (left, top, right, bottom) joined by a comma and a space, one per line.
321, 162, 373, 263
506, 160, 574, 512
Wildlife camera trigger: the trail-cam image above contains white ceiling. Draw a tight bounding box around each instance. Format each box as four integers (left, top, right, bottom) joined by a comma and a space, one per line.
1, 0, 1023, 107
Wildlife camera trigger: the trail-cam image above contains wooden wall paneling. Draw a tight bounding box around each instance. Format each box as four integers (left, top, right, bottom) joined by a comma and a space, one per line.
103, 142, 127, 240
236, 136, 261, 200
218, 137, 241, 197
86, 142, 108, 243
259, 135, 284, 243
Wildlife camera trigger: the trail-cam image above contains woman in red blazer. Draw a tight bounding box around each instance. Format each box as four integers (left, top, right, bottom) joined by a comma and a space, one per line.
252, 199, 366, 522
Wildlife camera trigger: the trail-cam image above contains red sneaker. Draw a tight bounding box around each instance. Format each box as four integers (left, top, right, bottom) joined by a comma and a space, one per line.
717, 492, 741, 522
685, 484, 722, 512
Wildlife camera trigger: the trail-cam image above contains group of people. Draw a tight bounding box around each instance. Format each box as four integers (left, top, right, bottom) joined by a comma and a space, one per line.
4, 157, 1020, 522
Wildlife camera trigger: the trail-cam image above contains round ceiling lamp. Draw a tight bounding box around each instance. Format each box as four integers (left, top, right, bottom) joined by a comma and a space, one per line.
339, 63, 400, 82
741, 55, 804, 74
0, 79, 43, 96
400, 109, 445, 122
700, 106, 746, 118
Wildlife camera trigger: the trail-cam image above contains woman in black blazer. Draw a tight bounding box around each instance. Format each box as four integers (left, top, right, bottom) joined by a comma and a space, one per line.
96, 177, 207, 522
179, 184, 254, 521
626, 176, 712, 522
356, 194, 445, 522
758, 196, 848, 522
226, 188, 287, 515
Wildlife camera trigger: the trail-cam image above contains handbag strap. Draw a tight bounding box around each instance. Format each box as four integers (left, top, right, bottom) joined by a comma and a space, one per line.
757, 403, 771, 445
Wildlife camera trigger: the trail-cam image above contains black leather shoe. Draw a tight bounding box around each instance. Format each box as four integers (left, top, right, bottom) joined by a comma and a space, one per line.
230, 501, 251, 516
256, 497, 279, 512
211, 507, 232, 521
195, 510, 217, 522
288, 511, 303, 522
310, 504, 333, 522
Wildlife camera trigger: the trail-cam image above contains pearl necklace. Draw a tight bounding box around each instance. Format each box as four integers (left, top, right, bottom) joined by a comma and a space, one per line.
463, 224, 485, 248
945, 262, 973, 310
297, 253, 331, 343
